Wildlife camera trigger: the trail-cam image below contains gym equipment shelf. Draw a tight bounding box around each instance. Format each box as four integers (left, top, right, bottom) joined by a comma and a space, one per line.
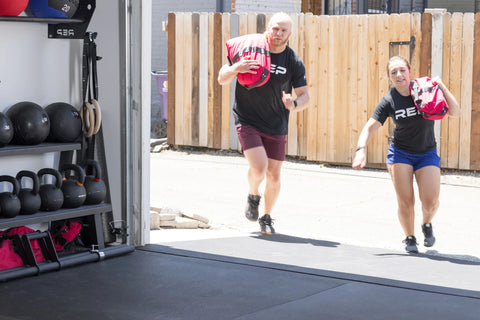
0, 0, 133, 283
0, 0, 96, 39
0, 203, 111, 229
0, 142, 81, 156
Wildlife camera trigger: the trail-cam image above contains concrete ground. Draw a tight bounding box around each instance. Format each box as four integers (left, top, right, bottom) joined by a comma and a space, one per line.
1, 148, 478, 320
150, 148, 480, 262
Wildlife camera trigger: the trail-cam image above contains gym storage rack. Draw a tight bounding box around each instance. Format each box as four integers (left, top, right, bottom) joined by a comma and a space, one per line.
0, 0, 134, 282
0, 0, 96, 39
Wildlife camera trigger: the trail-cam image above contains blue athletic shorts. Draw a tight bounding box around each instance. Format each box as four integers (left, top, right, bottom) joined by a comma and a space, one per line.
386, 144, 440, 171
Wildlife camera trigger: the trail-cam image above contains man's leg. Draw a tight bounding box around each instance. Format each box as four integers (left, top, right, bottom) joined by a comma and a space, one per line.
264, 158, 283, 215
243, 146, 268, 196
243, 146, 268, 221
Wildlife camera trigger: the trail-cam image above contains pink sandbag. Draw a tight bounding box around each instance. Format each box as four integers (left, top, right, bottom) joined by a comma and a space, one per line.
410, 77, 449, 120
226, 33, 271, 90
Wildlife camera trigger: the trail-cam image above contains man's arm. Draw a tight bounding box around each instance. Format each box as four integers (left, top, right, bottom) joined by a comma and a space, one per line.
282, 86, 309, 111
217, 58, 260, 86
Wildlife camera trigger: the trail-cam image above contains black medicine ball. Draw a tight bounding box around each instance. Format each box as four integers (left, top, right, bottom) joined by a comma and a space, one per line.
26, 0, 79, 19
45, 102, 82, 142
0, 112, 14, 147
6, 101, 50, 145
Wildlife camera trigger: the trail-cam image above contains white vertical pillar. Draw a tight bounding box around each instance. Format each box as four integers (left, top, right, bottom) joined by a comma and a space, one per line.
431, 12, 444, 156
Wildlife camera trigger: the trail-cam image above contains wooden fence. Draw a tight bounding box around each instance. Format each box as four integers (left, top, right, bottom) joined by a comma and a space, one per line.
166, 12, 480, 170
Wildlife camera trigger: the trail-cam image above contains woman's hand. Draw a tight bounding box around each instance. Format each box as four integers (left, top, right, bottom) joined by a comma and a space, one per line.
352, 149, 367, 170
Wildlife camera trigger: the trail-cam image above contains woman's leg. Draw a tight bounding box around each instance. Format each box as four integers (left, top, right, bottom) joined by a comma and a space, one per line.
414, 165, 441, 224
387, 163, 416, 237
414, 165, 440, 247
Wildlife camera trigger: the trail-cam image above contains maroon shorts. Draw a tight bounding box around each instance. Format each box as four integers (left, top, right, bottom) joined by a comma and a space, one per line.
236, 124, 286, 161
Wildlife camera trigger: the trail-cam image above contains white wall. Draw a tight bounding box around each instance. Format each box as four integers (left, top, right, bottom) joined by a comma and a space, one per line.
0, 20, 82, 203
88, 0, 124, 226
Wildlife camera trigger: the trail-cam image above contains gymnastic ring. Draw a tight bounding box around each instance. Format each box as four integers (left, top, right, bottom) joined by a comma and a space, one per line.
90, 99, 102, 135
82, 101, 95, 137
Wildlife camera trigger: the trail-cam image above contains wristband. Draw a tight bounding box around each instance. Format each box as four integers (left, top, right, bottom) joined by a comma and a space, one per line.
293, 100, 298, 108
355, 146, 365, 152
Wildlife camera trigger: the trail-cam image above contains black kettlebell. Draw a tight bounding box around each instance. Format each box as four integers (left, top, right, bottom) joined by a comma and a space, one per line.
83, 159, 107, 205
60, 163, 87, 208
38, 168, 64, 211
16, 170, 42, 215
0, 175, 22, 218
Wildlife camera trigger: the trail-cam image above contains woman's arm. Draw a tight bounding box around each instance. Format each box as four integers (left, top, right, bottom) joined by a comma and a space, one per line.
432, 77, 461, 118
352, 118, 382, 170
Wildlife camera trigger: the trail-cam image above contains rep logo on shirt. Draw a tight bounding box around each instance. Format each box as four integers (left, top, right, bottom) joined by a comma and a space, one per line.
271, 64, 287, 75
395, 106, 420, 120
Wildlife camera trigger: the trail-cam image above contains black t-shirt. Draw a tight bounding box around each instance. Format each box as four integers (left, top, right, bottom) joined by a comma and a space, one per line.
371, 87, 436, 154
232, 46, 307, 135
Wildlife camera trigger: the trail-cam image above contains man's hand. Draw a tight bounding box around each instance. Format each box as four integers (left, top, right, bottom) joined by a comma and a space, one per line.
282, 91, 295, 110
235, 55, 260, 74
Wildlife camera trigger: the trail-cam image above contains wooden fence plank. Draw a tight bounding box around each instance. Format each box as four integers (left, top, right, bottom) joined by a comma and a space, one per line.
207, 13, 214, 148
420, 13, 432, 77
238, 13, 248, 36
410, 13, 422, 79
431, 13, 444, 157
247, 13, 257, 34
471, 13, 480, 170
257, 14, 266, 33
386, 14, 403, 158
221, 13, 231, 150
342, 15, 357, 163
398, 13, 412, 60
316, 15, 329, 161
459, 13, 474, 170
183, 13, 193, 146
354, 15, 369, 162
191, 13, 200, 146
297, 13, 307, 158
367, 14, 389, 164
287, 13, 299, 156
440, 13, 451, 167
305, 13, 318, 161
167, 12, 176, 145
174, 12, 185, 145
212, 13, 223, 149
326, 16, 337, 162
447, 13, 463, 168
229, 14, 239, 151
198, 13, 209, 147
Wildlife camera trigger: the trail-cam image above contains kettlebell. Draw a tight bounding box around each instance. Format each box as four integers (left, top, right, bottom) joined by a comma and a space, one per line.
83, 159, 107, 205
38, 168, 64, 211
60, 163, 86, 208
0, 175, 22, 218
16, 170, 42, 215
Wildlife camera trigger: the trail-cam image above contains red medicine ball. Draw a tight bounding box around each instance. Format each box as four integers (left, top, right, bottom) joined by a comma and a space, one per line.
0, 0, 29, 16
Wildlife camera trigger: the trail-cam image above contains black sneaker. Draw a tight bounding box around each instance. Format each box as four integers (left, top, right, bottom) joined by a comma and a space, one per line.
422, 223, 436, 247
245, 194, 260, 222
403, 235, 418, 253
259, 214, 275, 235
